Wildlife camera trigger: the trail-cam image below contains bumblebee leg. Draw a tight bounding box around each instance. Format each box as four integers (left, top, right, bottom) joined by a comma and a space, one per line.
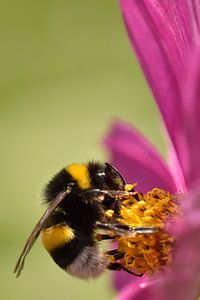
108, 262, 143, 277
79, 189, 136, 213
106, 249, 125, 260
79, 189, 134, 201
96, 221, 131, 236
106, 247, 143, 277
96, 233, 115, 241
113, 198, 120, 215
96, 221, 159, 236
79, 189, 119, 211
79, 189, 108, 202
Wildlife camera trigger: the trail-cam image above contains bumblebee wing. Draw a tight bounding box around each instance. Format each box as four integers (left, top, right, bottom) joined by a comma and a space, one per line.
14, 185, 72, 278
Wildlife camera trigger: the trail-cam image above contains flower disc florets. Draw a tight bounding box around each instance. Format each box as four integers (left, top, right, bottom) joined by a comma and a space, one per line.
110, 186, 179, 276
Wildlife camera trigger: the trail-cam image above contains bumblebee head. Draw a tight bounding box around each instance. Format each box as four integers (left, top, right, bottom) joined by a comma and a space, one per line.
87, 162, 126, 191
43, 162, 126, 205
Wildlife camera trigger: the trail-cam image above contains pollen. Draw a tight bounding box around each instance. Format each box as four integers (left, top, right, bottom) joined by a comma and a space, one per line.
113, 188, 179, 276
105, 209, 114, 218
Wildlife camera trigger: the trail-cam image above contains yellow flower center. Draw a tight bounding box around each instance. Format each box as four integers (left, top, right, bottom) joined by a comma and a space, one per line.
110, 186, 179, 276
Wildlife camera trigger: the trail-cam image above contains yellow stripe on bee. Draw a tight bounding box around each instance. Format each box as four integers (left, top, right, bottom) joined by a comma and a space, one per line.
41, 224, 75, 252
66, 163, 91, 189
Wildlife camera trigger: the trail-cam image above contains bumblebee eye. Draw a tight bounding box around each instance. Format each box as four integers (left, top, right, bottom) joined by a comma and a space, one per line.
104, 163, 126, 190
96, 170, 106, 177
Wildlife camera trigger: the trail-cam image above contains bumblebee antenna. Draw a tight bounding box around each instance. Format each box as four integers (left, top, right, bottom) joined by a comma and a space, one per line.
13, 185, 73, 278
105, 163, 126, 186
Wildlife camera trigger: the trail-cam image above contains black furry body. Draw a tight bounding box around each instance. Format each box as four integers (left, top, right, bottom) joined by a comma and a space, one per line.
42, 162, 125, 277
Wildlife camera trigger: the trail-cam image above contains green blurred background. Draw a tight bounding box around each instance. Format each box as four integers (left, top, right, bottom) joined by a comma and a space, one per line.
1, 1, 164, 299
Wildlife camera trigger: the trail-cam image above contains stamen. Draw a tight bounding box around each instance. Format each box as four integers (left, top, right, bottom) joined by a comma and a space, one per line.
109, 187, 179, 276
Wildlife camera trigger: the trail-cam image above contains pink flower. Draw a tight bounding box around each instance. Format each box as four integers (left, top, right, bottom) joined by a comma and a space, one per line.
104, 1, 200, 299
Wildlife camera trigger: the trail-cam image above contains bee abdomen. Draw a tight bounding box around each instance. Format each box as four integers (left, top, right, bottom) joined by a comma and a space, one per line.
41, 224, 75, 253
66, 245, 109, 279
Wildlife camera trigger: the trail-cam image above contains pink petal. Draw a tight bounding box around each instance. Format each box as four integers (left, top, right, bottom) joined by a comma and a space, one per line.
188, 1, 200, 42
119, 0, 191, 149
104, 119, 177, 193
167, 139, 187, 193
113, 272, 146, 292
155, 189, 200, 300
173, 47, 200, 189
113, 271, 133, 291
116, 279, 160, 300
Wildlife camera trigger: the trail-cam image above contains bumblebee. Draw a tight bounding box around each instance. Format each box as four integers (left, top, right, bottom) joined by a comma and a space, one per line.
14, 162, 151, 279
